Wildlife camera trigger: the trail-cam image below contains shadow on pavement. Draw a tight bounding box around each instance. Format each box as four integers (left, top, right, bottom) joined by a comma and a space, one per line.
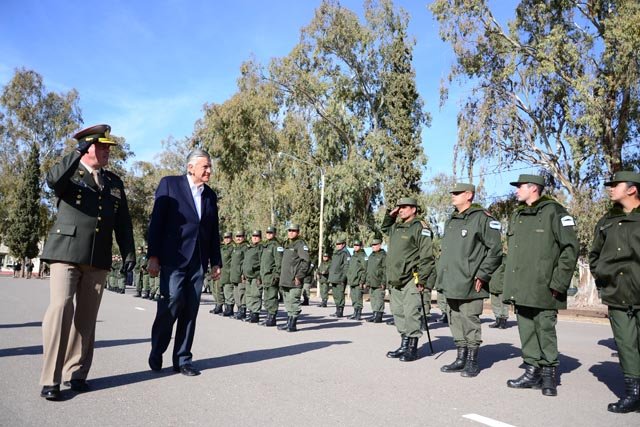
301, 321, 363, 331
0, 321, 42, 329
0, 338, 150, 358
89, 340, 351, 391
597, 337, 617, 352
589, 361, 624, 397
478, 343, 521, 369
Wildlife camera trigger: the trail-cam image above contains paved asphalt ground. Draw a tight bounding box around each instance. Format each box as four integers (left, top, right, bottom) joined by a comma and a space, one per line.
1, 277, 638, 427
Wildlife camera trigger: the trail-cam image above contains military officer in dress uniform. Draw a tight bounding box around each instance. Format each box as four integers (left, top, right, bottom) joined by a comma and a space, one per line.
210, 232, 233, 314
589, 171, 640, 413
365, 238, 387, 323
436, 183, 503, 377
39, 124, 135, 400
277, 223, 310, 332
317, 253, 331, 307
347, 240, 367, 320
260, 226, 282, 326
243, 230, 264, 323
328, 237, 349, 317
382, 197, 435, 362
504, 174, 579, 397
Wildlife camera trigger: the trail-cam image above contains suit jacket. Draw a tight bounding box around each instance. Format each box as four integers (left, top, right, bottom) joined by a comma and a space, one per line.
41, 150, 135, 270
147, 175, 222, 271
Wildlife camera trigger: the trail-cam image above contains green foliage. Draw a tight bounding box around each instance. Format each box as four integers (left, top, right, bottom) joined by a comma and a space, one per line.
4, 143, 41, 261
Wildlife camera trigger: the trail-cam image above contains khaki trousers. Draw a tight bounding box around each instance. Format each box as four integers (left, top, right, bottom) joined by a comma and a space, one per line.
40, 262, 108, 385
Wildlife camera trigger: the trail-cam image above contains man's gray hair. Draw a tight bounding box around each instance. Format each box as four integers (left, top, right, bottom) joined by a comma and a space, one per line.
186, 149, 211, 168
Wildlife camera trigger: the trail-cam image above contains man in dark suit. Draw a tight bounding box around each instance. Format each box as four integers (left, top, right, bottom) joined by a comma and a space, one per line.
147, 149, 222, 376
39, 124, 135, 400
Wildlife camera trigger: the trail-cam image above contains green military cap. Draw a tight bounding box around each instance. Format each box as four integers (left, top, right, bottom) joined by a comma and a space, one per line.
223, 231, 232, 238
510, 174, 545, 187
371, 238, 382, 245
288, 223, 300, 231
322, 252, 330, 257
234, 230, 245, 237
251, 229, 262, 237
604, 171, 640, 186
396, 197, 418, 207
450, 183, 475, 193
353, 240, 362, 246
266, 226, 276, 233
335, 237, 346, 244
72, 124, 117, 145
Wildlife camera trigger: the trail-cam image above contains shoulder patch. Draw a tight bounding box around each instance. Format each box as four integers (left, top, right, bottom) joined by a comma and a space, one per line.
277, 247, 284, 252
489, 220, 502, 230
302, 245, 309, 251
561, 215, 575, 227
421, 229, 432, 237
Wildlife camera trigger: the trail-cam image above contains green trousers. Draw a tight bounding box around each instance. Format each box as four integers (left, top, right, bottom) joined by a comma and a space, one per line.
437, 291, 448, 314
214, 280, 225, 305
390, 281, 422, 339
233, 282, 246, 309
223, 283, 235, 305
609, 307, 640, 378
263, 285, 279, 315
150, 276, 160, 297
319, 281, 329, 301
283, 287, 302, 317
302, 282, 312, 299
135, 271, 143, 292
369, 287, 385, 313
246, 278, 263, 313
448, 298, 484, 348
331, 283, 346, 308
515, 305, 559, 367
490, 293, 509, 318
142, 273, 150, 292
350, 285, 363, 309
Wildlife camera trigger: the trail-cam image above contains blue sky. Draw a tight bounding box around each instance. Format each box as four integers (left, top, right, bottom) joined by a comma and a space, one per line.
1, 0, 529, 199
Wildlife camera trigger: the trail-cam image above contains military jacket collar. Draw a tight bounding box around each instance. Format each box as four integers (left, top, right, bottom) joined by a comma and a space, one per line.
451, 204, 484, 219
515, 195, 557, 214
605, 203, 640, 219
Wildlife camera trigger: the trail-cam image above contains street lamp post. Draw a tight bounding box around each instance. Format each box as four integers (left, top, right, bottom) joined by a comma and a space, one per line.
278, 152, 325, 298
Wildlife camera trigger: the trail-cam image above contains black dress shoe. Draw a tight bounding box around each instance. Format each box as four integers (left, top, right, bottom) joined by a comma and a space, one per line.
148, 355, 162, 372
40, 385, 60, 400
176, 365, 200, 376
63, 379, 90, 392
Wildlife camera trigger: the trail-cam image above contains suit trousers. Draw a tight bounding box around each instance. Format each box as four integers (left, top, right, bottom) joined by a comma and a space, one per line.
40, 262, 108, 385
150, 255, 204, 368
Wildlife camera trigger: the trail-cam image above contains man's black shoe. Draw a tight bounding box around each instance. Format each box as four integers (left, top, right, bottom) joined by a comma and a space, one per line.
63, 379, 90, 392
148, 355, 162, 372
40, 385, 60, 400
175, 365, 200, 376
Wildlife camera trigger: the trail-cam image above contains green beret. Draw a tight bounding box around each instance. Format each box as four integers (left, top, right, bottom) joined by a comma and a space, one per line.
266, 226, 276, 233
251, 230, 262, 237
353, 240, 362, 246
396, 197, 418, 207
288, 223, 300, 231
604, 171, 640, 187
234, 230, 245, 237
371, 239, 382, 245
450, 183, 475, 193
73, 124, 117, 145
509, 174, 545, 187
223, 232, 232, 238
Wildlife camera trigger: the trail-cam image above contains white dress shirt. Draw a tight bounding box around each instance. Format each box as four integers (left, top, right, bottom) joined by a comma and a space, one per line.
186, 174, 204, 219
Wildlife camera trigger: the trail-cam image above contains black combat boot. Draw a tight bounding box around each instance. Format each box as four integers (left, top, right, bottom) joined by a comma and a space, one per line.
287, 316, 298, 332
331, 307, 344, 318
441, 347, 468, 373
320, 300, 328, 307
386, 336, 409, 358
608, 377, 640, 413
399, 337, 419, 362
242, 310, 252, 322
507, 364, 542, 389
386, 317, 395, 326
373, 311, 383, 323
349, 308, 362, 320
119, 288, 126, 294
235, 306, 246, 320
134, 290, 142, 297
499, 317, 508, 329
222, 305, 234, 317
263, 313, 277, 327
541, 366, 558, 396
278, 317, 292, 331
366, 312, 377, 322
488, 318, 500, 328
249, 312, 259, 323
301, 295, 309, 306
213, 304, 223, 314
142, 290, 150, 299
461, 347, 480, 378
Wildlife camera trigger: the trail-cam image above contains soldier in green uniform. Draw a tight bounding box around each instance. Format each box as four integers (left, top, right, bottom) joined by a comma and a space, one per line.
365, 238, 386, 323
210, 232, 233, 314
243, 230, 264, 323
39, 124, 135, 400
260, 226, 282, 326
134, 246, 146, 297
318, 253, 331, 307
277, 224, 310, 332
589, 171, 640, 413
436, 291, 449, 324
230, 231, 249, 319
504, 174, 579, 397
141, 246, 151, 299
328, 238, 349, 318
436, 183, 503, 377
302, 261, 315, 306
382, 197, 435, 362
347, 240, 367, 320
488, 255, 508, 329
